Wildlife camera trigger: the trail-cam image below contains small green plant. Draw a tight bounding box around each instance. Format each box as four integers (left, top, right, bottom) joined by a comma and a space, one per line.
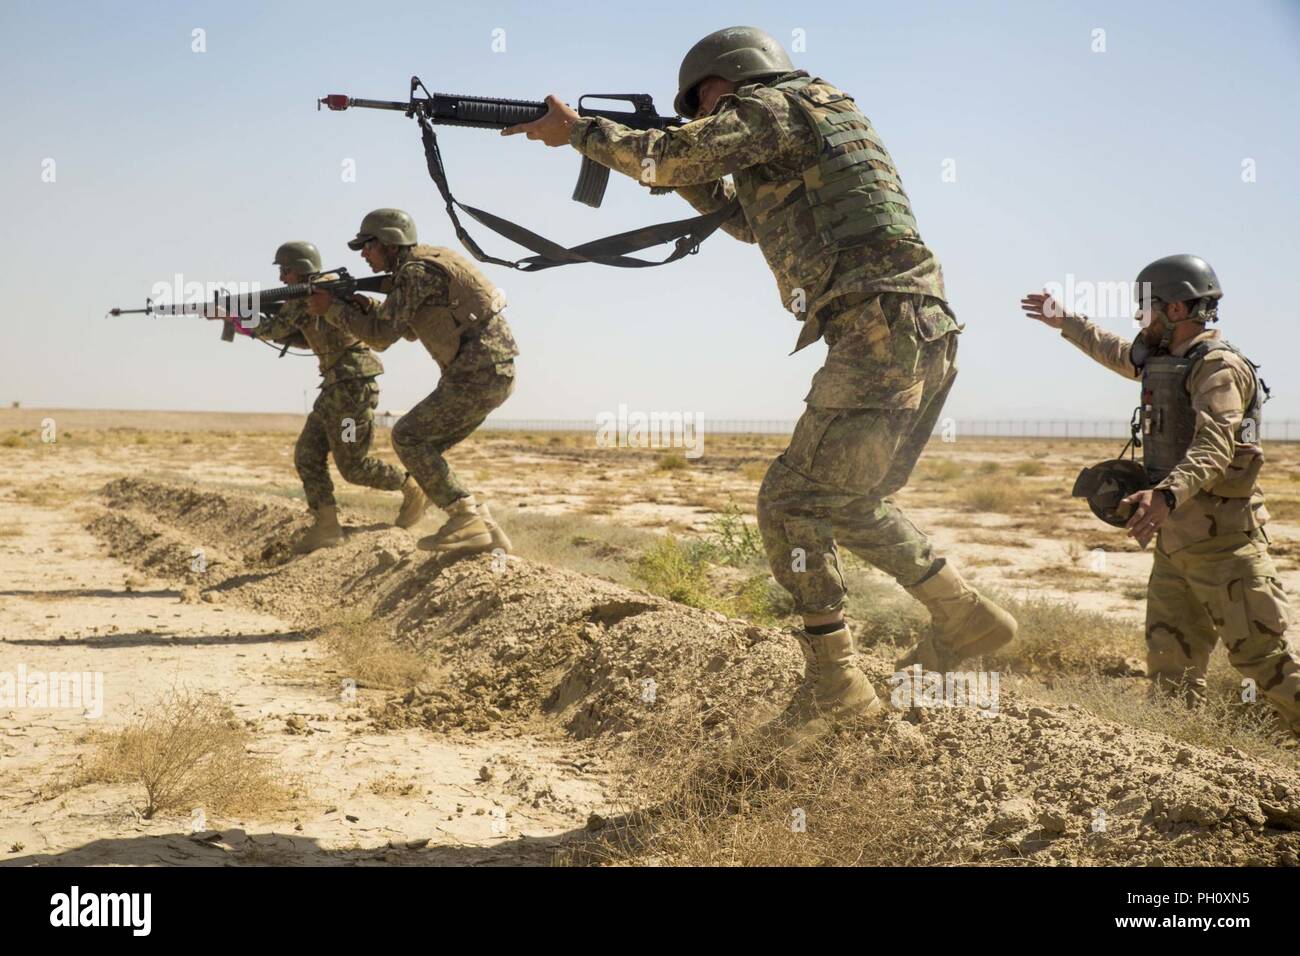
634, 536, 715, 609
706, 500, 764, 566
731, 574, 786, 625
656, 453, 688, 471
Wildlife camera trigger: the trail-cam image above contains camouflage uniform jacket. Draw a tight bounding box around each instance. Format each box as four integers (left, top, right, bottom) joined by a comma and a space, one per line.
569, 72, 949, 344
323, 245, 518, 377
1060, 313, 1268, 552
254, 281, 383, 386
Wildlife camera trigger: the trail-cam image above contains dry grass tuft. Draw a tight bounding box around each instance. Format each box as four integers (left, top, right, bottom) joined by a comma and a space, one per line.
584, 719, 964, 866
317, 613, 430, 690
83, 689, 290, 819
1027, 668, 1295, 768
987, 593, 1136, 674
960, 484, 1021, 513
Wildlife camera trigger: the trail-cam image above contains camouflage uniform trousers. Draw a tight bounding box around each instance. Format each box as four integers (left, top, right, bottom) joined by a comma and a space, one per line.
296, 377, 405, 510
1146, 528, 1300, 733
391, 360, 515, 508
757, 322, 958, 616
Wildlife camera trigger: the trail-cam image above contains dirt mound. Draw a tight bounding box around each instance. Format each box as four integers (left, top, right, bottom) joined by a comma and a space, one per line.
89, 478, 1300, 865
91, 479, 804, 737
861, 701, 1299, 865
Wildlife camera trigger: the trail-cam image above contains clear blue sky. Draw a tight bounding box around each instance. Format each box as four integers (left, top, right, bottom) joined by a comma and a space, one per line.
3, 0, 1298, 424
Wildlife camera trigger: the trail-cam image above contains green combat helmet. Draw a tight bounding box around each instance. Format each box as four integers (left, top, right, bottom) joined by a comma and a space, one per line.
272, 241, 322, 276
674, 26, 794, 118
347, 208, 418, 250
1072, 459, 1151, 527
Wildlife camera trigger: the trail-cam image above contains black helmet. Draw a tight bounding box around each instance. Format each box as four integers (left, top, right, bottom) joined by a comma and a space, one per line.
1072, 459, 1151, 527
1135, 254, 1222, 307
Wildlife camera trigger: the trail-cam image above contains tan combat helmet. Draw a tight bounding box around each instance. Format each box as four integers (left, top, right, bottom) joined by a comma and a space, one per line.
272, 241, 322, 276
674, 26, 794, 118
347, 208, 418, 250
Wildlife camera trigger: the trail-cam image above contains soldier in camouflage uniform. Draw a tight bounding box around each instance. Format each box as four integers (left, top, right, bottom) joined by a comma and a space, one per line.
1023, 255, 1300, 736
507, 26, 1017, 741
308, 209, 518, 557
256, 242, 417, 554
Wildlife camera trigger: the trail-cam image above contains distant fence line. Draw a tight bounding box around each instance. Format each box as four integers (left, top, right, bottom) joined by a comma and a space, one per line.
373, 415, 1300, 441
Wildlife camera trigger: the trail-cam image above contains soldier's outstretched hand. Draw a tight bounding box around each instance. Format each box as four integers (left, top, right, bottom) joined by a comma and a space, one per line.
502, 95, 579, 147
1020, 290, 1067, 330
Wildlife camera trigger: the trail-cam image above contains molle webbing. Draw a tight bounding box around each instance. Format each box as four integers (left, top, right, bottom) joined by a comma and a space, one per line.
772, 77, 919, 248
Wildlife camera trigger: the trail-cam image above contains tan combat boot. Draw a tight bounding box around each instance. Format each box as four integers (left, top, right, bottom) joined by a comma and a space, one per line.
777, 626, 882, 748
476, 498, 513, 553
417, 494, 494, 556
292, 504, 343, 554
895, 562, 1017, 672
394, 476, 430, 529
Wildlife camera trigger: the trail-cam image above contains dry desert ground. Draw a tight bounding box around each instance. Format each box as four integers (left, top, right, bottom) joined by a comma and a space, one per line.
1, 407, 1298, 866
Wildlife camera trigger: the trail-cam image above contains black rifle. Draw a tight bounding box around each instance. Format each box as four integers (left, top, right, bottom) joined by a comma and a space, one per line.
319, 76, 739, 272
108, 269, 389, 345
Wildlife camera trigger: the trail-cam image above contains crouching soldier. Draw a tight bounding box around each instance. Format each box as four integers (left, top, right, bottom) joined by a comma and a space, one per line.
309, 209, 517, 557
258, 241, 421, 553
1023, 255, 1300, 737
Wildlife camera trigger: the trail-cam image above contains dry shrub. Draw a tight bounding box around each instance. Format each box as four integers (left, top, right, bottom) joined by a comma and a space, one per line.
1015, 460, 1046, 477
960, 484, 1019, 513
1026, 668, 1295, 768
925, 459, 966, 482
656, 453, 688, 472
85, 689, 288, 819
318, 613, 430, 690
986, 593, 1135, 674
586, 718, 965, 866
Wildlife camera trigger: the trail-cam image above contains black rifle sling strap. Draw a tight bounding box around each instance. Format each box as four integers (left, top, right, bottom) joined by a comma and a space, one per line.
417, 116, 739, 272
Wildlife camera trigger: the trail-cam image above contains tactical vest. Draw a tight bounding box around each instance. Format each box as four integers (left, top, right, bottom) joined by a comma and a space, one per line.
732, 74, 922, 313
397, 245, 502, 369
1140, 339, 1263, 489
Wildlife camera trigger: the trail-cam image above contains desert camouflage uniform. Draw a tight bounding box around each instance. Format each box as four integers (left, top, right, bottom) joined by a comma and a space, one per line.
323, 245, 518, 508
1062, 313, 1300, 732
254, 295, 404, 510
571, 72, 959, 612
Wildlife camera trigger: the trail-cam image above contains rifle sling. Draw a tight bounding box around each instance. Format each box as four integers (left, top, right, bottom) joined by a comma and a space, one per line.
417, 117, 737, 271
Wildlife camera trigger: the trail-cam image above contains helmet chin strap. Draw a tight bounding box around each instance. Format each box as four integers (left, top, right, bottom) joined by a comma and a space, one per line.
1151, 302, 1195, 353
1157, 314, 1175, 352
